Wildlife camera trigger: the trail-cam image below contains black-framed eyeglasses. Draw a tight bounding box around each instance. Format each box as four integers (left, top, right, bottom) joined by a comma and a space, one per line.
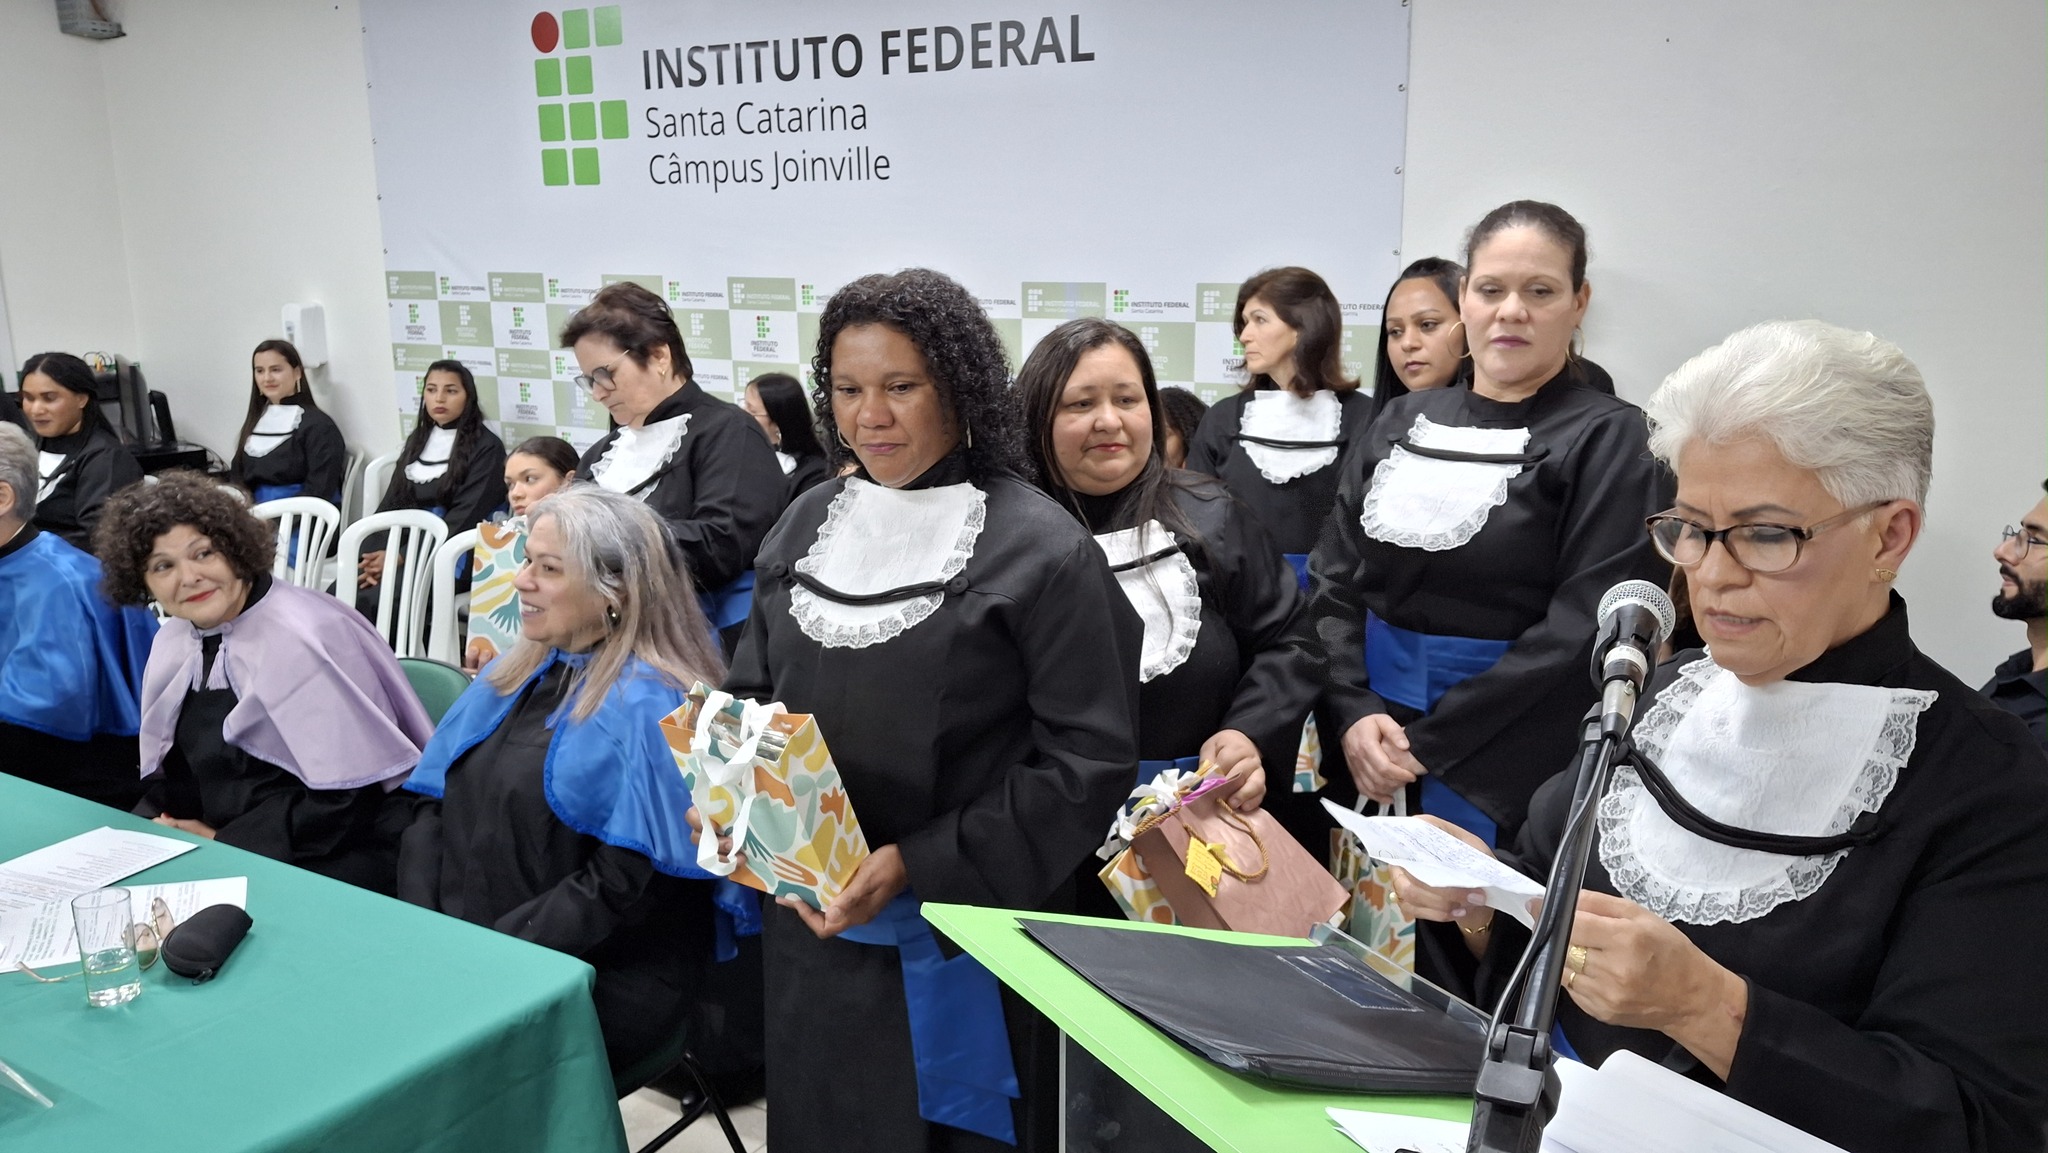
2000, 526, 2047, 560
571, 350, 632, 394
1646, 501, 1892, 575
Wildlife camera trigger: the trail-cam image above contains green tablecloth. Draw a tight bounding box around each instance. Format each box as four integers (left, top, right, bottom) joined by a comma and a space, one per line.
0, 775, 626, 1153
923, 903, 1471, 1152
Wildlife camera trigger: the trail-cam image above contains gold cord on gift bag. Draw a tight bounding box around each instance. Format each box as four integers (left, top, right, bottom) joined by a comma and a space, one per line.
1208, 807, 1270, 881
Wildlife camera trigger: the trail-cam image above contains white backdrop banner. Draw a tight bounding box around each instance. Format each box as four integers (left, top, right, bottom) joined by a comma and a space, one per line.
360, 0, 1409, 449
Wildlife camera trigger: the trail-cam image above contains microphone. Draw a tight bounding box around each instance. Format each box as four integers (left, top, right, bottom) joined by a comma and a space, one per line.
1591, 580, 1676, 736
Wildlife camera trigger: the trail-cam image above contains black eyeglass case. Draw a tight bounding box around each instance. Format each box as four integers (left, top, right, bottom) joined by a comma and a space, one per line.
160, 905, 253, 983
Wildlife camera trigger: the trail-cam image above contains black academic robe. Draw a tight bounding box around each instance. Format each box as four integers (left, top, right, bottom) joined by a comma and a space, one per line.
34, 423, 142, 551
578, 383, 784, 594
229, 406, 347, 503
1437, 599, 2048, 1153
359, 424, 506, 615
1184, 385, 1375, 556
375, 423, 508, 531
1069, 474, 1314, 774
395, 663, 713, 1077
724, 456, 1141, 1153
135, 582, 396, 894
1306, 374, 1672, 837
0, 524, 142, 810
784, 450, 832, 505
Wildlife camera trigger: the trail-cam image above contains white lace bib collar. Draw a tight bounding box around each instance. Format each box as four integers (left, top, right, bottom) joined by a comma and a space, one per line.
591, 412, 692, 497
1359, 414, 1533, 551
1237, 390, 1343, 484
243, 404, 304, 459
36, 450, 67, 502
788, 478, 987, 648
404, 426, 460, 484
1094, 520, 1202, 682
1598, 655, 1936, 925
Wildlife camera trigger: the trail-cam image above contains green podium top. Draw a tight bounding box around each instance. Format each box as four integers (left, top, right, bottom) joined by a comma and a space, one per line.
923, 903, 1471, 1152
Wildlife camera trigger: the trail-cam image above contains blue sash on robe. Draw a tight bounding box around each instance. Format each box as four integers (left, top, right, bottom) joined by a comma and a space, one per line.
1363, 611, 1511, 847
252, 482, 304, 504
405, 649, 759, 958
0, 532, 156, 741
1282, 552, 1311, 592
698, 569, 756, 632
838, 892, 1021, 1145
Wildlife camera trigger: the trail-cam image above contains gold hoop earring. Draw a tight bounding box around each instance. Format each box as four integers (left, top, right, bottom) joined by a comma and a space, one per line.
1448, 320, 1472, 360
963, 422, 974, 449
1874, 568, 1897, 583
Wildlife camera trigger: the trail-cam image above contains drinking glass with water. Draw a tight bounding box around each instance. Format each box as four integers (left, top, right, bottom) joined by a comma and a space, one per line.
71, 888, 145, 1007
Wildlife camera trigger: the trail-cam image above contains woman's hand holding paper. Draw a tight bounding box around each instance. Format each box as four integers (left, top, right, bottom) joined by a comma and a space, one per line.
782, 844, 907, 939
1385, 815, 1498, 954
1564, 890, 1747, 1080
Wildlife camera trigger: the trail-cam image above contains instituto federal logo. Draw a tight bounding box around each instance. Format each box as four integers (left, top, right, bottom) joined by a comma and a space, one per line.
531, 6, 629, 186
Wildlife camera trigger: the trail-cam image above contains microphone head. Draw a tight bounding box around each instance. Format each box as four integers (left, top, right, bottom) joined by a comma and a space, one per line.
1598, 579, 1677, 645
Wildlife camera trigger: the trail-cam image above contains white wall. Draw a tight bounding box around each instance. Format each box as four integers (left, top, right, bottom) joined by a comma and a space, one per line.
1403, 0, 2047, 680
0, 0, 393, 459
0, 0, 2040, 679
0, 2, 139, 358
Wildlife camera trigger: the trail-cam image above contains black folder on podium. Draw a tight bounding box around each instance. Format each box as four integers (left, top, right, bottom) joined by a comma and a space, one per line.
1020, 919, 1486, 1095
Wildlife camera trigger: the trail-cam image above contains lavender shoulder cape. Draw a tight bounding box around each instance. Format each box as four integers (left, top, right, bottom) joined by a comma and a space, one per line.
139, 581, 433, 790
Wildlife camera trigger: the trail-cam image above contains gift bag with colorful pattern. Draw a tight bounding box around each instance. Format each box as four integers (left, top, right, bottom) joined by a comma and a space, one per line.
463, 520, 525, 671
1293, 715, 1327, 794
660, 685, 871, 910
1332, 794, 1417, 971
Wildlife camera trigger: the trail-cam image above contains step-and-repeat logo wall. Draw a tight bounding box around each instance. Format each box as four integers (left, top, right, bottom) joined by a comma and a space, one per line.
363, 0, 1410, 452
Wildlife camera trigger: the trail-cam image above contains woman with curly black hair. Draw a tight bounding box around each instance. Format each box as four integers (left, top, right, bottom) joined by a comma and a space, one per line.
98, 472, 433, 893
712, 268, 1140, 1153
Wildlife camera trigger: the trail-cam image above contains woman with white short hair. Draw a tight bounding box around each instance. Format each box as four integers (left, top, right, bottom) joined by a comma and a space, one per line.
1396, 319, 2048, 1151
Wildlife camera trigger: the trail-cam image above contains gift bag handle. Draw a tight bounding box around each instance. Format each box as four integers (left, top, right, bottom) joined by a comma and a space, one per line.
689, 690, 780, 877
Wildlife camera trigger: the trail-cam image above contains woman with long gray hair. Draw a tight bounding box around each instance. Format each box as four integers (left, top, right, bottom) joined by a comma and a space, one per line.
397, 484, 730, 1078
1394, 320, 2048, 1150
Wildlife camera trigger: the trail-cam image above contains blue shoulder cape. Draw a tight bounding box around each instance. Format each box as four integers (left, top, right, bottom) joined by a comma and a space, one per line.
0, 530, 156, 741
405, 649, 711, 879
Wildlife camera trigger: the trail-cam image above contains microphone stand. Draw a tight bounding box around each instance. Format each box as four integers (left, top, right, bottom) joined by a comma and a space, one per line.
1465, 707, 1627, 1153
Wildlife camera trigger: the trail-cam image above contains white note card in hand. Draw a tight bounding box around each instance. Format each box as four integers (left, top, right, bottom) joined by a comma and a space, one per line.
1321, 800, 1545, 927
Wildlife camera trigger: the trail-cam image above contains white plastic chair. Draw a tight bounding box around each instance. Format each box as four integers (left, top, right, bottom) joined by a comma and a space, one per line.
251, 496, 341, 589
427, 527, 481, 666
217, 483, 250, 506
359, 450, 401, 522
335, 509, 447, 657
338, 447, 369, 524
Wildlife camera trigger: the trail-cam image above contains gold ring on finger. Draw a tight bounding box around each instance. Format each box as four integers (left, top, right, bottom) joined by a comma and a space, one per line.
1563, 967, 1577, 990
1567, 945, 1589, 975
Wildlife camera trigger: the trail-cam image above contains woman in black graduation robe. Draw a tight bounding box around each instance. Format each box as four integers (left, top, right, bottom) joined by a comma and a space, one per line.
19, 351, 142, 551
227, 340, 347, 504
1394, 319, 2048, 1150
1017, 317, 1314, 810
718, 270, 1138, 1153
98, 473, 434, 894
1184, 268, 1373, 567
560, 282, 785, 646
1307, 202, 1669, 847
358, 360, 506, 616
399, 485, 729, 1079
